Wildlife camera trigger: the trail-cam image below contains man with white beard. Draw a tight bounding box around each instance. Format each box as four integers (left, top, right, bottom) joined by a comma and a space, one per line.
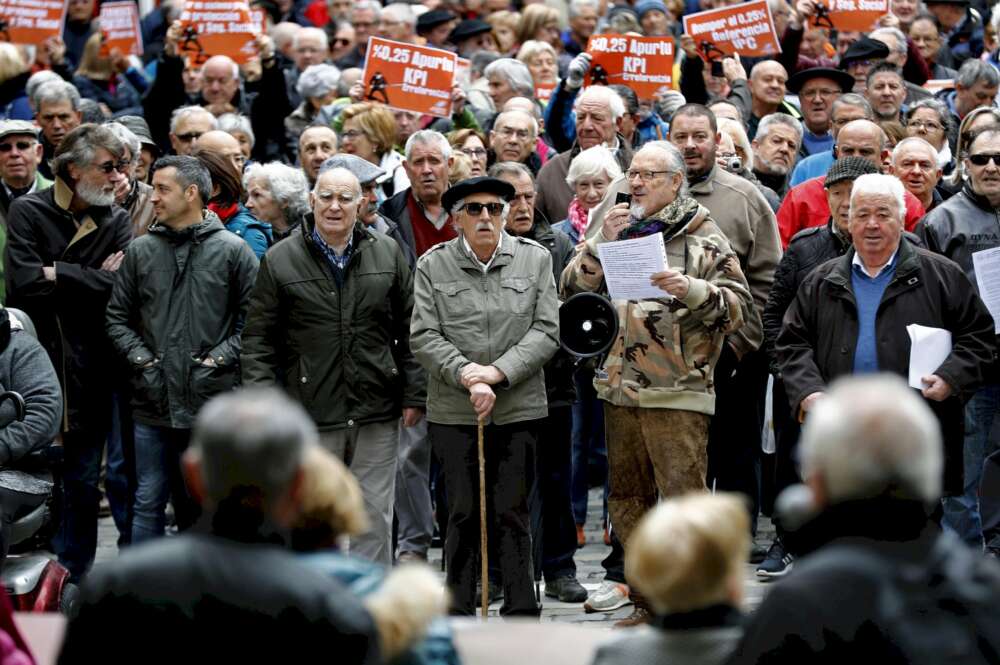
5, 123, 133, 581
752, 113, 802, 199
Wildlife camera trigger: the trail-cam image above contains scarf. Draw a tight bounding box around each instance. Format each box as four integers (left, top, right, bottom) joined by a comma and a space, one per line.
208, 201, 238, 223
567, 197, 589, 239
620, 195, 700, 241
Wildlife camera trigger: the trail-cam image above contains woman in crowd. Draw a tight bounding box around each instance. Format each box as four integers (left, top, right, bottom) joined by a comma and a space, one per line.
448, 128, 489, 178
194, 149, 272, 259
0, 44, 31, 121
71, 33, 145, 116
517, 40, 558, 100
218, 113, 256, 163
285, 64, 340, 154
486, 10, 521, 55
339, 102, 410, 203
243, 161, 310, 243
516, 5, 562, 55
555, 144, 621, 245
903, 98, 954, 170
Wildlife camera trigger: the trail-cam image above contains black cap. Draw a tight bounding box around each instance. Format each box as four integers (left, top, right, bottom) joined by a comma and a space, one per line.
448, 19, 492, 44
787, 67, 856, 94
417, 9, 456, 34
839, 37, 890, 68
442, 176, 515, 213
824, 156, 879, 188
607, 4, 640, 22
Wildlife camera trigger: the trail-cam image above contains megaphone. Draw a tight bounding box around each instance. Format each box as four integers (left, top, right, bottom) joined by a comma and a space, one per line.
559, 292, 619, 358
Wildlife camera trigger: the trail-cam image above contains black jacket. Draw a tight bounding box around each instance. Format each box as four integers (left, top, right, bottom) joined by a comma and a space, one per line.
106, 215, 259, 429
241, 218, 424, 431
378, 188, 425, 263
5, 180, 132, 433
776, 240, 995, 495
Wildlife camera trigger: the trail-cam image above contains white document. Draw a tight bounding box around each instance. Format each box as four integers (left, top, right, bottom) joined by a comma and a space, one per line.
906, 324, 952, 390
973, 247, 1000, 334
596, 233, 670, 301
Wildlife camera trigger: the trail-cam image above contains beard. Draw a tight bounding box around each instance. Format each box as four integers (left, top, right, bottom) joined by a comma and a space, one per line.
77, 179, 116, 207
629, 205, 646, 222
757, 156, 790, 176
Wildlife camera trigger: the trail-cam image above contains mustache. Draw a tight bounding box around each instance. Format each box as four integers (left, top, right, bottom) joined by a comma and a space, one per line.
475, 222, 494, 232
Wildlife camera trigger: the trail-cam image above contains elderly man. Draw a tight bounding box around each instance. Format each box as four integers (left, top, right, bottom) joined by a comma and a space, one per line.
416, 9, 457, 49
786, 67, 855, 158
450, 20, 497, 58
920, 126, 1000, 548
196, 129, 246, 174
284, 27, 329, 109
891, 137, 944, 212
865, 63, 907, 122
740, 60, 801, 140
563, 0, 598, 56
169, 106, 218, 157
299, 126, 339, 186
335, 0, 381, 69
106, 122, 155, 239
778, 118, 926, 247
411, 175, 559, 617
483, 59, 535, 114
839, 36, 891, 94
790, 93, 874, 186
117, 115, 160, 184
777, 173, 994, 521
563, 142, 753, 626
242, 167, 421, 566
5, 124, 132, 581
489, 110, 542, 175
59, 388, 381, 664
381, 3, 417, 43
942, 59, 1000, 152
752, 114, 803, 198
32, 80, 82, 181
489, 161, 584, 603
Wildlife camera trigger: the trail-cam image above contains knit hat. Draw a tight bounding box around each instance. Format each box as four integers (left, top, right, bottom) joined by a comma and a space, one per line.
824, 156, 879, 188
634, 0, 668, 19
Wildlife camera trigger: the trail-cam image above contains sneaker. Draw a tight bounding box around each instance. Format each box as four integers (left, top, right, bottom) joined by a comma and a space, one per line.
576, 524, 586, 548
749, 539, 769, 564
756, 539, 794, 579
584, 580, 631, 613
544, 576, 588, 603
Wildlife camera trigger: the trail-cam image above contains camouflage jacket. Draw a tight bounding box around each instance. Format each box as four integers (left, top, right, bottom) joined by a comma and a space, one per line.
560, 197, 752, 415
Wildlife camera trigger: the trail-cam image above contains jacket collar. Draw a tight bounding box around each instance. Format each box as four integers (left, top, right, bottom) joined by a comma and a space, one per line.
148, 210, 225, 241
688, 165, 720, 194
961, 181, 1000, 213
53, 177, 75, 211
301, 213, 373, 255
450, 230, 514, 272
787, 497, 935, 558
827, 235, 919, 288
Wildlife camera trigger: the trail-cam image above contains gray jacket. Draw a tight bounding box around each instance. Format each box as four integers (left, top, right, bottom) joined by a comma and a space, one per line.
918, 183, 1000, 292
410, 232, 560, 426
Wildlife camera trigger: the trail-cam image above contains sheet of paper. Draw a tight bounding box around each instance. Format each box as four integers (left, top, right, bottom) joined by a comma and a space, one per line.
596, 233, 669, 301
973, 247, 1000, 334
906, 324, 952, 390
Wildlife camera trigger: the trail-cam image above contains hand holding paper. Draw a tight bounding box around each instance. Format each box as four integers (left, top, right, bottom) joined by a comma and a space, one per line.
906, 323, 952, 397
596, 233, 671, 301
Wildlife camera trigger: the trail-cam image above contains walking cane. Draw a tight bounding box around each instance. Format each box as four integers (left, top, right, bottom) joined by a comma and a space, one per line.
478, 416, 489, 619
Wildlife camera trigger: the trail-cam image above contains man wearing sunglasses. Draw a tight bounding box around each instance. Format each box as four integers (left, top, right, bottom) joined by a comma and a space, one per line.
920, 127, 1000, 550
0, 121, 52, 258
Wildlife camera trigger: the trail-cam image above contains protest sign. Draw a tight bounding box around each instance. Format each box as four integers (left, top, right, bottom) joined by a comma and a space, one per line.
98, 1, 142, 57
682, 0, 782, 59
178, 0, 258, 65
535, 81, 557, 104
455, 57, 471, 87
362, 37, 457, 118
808, 0, 889, 32
0, 0, 66, 45
584, 34, 674, 99
923, 79, 954, 94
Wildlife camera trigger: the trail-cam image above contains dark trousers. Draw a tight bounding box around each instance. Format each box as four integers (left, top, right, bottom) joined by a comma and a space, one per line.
707, 346, 768, 533
570, 367, 606, 525
771, 376, 802, 536
981, 448, 1000, 550
54, 428, 107, 582
107, 392, 134, 547
429, 420, 539, 617
529, 406, 578, 582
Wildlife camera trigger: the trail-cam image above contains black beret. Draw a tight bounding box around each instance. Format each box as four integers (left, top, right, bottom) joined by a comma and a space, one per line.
787, 67, 856, 94
416, 9, 456, 34
448, 19, 492, 44
839, 37, 890, 68
442, 176, 515, 213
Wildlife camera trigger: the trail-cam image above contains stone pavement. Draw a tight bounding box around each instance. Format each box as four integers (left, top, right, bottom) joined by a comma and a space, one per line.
95, 487, 777, 624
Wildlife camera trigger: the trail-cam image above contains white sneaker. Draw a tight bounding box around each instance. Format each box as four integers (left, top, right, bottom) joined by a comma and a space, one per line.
584, 581, 632, 613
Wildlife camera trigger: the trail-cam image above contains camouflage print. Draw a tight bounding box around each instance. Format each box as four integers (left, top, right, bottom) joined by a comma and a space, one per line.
560, 196, 754, 416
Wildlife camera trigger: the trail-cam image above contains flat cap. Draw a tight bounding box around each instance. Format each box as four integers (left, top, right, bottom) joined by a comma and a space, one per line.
787, 67, 855, 94
449, 19, 492, 44
0, 120, 38, 142
824, 156, 879, 188
319, 153, 386, 184
839, 37, 890, 68
416, 9, 455, 34
116, 115, 159, 152
442, 176, 515, 212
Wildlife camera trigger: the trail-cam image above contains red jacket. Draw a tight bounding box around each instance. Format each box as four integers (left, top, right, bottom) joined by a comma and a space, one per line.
777, 176, 925, 248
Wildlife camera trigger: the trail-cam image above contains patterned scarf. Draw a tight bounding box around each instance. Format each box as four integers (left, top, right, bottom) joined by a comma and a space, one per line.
619, 195, 700, 240
567, 197, 590, 239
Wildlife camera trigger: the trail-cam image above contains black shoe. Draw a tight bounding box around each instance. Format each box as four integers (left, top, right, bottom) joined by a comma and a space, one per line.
544, 576, 588, 603
475, 581, 503, 607
756, 539, 794, 579
749, 539, 769, 564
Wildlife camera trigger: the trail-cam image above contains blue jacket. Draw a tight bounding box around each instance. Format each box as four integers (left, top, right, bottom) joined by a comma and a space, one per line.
72, 74, 145, 117
224, 206, 273, 260
789, 150, 834, 188
553, 218, 580, 245
0, 72, 31, 121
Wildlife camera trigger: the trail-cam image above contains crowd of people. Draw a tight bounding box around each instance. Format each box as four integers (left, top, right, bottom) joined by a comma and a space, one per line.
0, 0, 999, 659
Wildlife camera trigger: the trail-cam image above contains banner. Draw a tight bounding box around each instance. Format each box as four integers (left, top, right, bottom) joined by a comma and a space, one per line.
535, 81, 557, 105
0, 0, 66, 45
682, 0, 782, 59
178, 0, 258, 65
362, 37, 457, 118
808, 0, 889, 32
584, 34, 674, 99
98, 1, 142, 57
923, 79, 954, 94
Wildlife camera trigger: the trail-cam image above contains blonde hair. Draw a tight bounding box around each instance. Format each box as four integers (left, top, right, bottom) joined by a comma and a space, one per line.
516, 39, 556, 67
516, 4, 560, 45
0, 43, 25, 83
76, 32, 113, 81
449, 150, 473, 184
486, 10, 521, 35
626, 493, 749, 614
291, 445, 369, 550
340, 102, 398, 156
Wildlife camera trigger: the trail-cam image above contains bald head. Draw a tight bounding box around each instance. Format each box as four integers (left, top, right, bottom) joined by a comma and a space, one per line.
197, 130, 245, 173
835, 119, 888, 170
749, 60, 788, 112
202, 56, 239, 106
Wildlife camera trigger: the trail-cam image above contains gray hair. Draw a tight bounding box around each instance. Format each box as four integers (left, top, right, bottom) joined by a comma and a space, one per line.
151, 154, 212, 204
52, 123, 125, 181
350, 0, 382, 21
516, 40, 557, 68
33, 80, 81, 113
488, 160, 535, 183
609, 84, 639, 116
105, 122, 141, 163
957, 58, 1000, 89
404, 129, 451, 161
484, 59, 535, 98
569, 0, 599, 18
26, 70, 61, 107
565, 144, 623, 187
755, 113, 803, 146
382, 3, 416, 28
470, 51, 501, 78
170, 105, 218, 134
871, 27, 907, 56
904, 98, 953, 136
800, 374, 942, 504
296, 63, 341, 101
217, 113, 255, 149
243, 161, 310, 225
192, 387, 316, 505
574, 85, 626, 121
891, 136, 939, 165
637, 141, 689, 198
849, 172, 905, 220
831, 93, 874, 120
293, 26, 329, 51
493, 109, 539, 137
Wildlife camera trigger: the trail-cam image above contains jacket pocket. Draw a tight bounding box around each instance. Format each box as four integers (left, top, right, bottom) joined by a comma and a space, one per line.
131, 362, 167, 412
500, 277, 533, 316
190, 359, 238, 404
433, 281, 477, 316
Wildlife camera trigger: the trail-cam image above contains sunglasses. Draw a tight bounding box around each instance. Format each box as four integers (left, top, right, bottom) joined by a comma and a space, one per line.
969, 153, 1000, 167
175, 132, 204, 143
333, 37, 352, 47
0, 140, 34, 152
461, 201, 504, 217
94, 159, 131, 174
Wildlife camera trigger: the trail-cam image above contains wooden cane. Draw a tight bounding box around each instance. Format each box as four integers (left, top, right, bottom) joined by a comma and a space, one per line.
478, 417, 489, 619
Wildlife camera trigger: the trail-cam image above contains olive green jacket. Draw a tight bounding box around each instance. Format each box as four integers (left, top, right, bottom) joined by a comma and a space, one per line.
410, 232, 560, 426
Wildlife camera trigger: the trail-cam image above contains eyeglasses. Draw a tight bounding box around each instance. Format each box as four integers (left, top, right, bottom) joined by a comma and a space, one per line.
461, 147, 487, 158
460, 201, 504, 216
341, 129, 367, 140
625, 169, 671, 182
175, 132, 204, 143
0, 140, 34, 152
906, 120, 943, 132
495, 126, 533, 140
800, 87, 840, 100
969, 153, 1000, 166
94, 159, 131, 174
333, 37, 352, 47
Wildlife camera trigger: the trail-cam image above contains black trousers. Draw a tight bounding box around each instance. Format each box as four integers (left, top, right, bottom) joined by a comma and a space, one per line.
529, 405, 578, 582
429, 420, 540, 617
771, 376, 802, 535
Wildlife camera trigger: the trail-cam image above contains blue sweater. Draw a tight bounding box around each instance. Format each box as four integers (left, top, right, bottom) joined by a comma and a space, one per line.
851, 255, 897, 374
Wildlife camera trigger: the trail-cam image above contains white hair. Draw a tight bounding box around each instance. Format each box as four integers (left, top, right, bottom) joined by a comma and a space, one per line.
244, 161, 310, 224
891, 136, 938, 166
169, 105, 219, 134
800, 374, 943, 503
565, 144, 623, 187
404, 129, 451, 161
382, 3, 416, 28
637, 141, 689, 198
568, 0, 599, 19
217, 113, 255, 148
849, 173, 906, 221
871, 27, 908, 56
574, 85, 626, 121
718, 118, 755, 167
297, 63, 341, 100
314, 166, 364, 202
484, 58, 535, 97
105, 122, 141, 162
493, 109, 539, 137
350, 0, 382, 21
293, 26, 329, 51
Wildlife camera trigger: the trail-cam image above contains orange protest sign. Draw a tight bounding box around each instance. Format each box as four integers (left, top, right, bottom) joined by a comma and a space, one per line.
923, 79, 954, 94
178, 0, 258, 65
98, 1, 142, 57
682, 0, 782, 59
808, 0, 888, 32
535, 81, 557, 105
362, 37, 457, 118
0, 0, 66, 45
584, 35, 674, 99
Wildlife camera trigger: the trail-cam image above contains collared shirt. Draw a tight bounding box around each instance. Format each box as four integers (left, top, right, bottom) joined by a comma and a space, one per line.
852, 248, 899, 279
2, 177, 36, 201
312, 226, 353, 272
462, 232, 505, 273
418, 198, 450, 231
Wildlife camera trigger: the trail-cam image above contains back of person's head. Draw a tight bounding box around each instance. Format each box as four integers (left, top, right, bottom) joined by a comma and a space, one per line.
626, 493, 749, 614
800, 374, 943, 505
193, 146, 243, 206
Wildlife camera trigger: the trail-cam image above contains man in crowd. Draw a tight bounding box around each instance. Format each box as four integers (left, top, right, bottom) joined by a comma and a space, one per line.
563, 0, 599, 56
785, 67, 855, 158
920, 126, 1000, 548
284, 27, 330, 109
5, 124, 132, 582
839, 36, 890, 94
106, 122, 155, 240
890, 137, 944, 213
789, 93, 874, 186
450, 20, 497, 58
381, 4, 417, 44
416, 10, 457, 49
489, 110, 543, 175
752, 113, 803, 198
32, 80, 82, 181
941, 59, 1000, 152
106, 155, 258, 544
242, 166, 421, 566
169, 106, 218, 157
864, 63, 907, 122
336, 0, 382, 69
197, 130, 246, 174
300, 126, 339, 187
740, 60, 801, 140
